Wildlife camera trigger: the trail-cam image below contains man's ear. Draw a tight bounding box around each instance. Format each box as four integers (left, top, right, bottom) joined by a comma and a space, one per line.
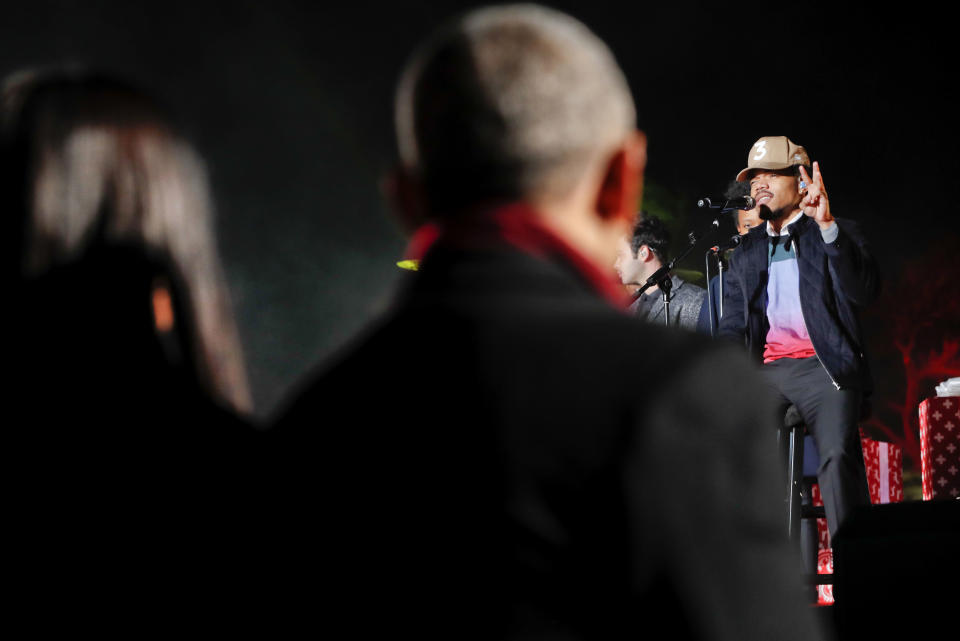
595, 130, 647, 224
381, 166, 427, 236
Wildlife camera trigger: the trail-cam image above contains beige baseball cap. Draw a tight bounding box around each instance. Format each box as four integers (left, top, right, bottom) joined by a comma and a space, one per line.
735, 136, 810, 182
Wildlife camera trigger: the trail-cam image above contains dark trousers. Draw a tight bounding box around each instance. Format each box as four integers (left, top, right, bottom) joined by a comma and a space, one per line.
762, 356, 870, 538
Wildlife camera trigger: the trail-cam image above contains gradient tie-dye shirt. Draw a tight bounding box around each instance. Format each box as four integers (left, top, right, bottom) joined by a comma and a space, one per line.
763, 212, 816, 363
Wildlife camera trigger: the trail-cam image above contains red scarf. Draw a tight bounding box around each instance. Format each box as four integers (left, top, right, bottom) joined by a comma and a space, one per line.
402, 203, 627, 307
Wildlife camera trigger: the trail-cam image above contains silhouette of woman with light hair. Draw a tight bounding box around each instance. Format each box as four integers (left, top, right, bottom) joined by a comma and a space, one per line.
4, 67, 252, 433
4, 69, 271, 625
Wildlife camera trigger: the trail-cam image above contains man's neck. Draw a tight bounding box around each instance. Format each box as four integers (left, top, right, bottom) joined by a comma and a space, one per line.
635, 261, 666, 294
766, 207, 802, 234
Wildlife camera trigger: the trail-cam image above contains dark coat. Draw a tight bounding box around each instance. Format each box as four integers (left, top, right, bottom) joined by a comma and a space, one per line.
10, 245, 265, 631
718, 215, 881, 391
275, 239, 823, 641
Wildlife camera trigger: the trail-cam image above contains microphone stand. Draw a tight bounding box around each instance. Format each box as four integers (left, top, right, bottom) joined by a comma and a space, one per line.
633, 212, 724, 327
700, 199, 742, 336
704, 250, 716, 336
718, 252, 725, 319
631, 263, 674, 326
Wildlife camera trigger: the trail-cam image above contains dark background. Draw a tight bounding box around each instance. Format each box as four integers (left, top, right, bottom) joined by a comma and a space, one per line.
4, 1, 956, 424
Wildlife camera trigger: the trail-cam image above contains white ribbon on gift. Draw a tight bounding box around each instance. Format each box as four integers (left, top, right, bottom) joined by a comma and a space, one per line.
878, 443, 889, 504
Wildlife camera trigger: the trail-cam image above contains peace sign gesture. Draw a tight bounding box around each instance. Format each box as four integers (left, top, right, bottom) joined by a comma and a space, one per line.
799, 161, 834, 229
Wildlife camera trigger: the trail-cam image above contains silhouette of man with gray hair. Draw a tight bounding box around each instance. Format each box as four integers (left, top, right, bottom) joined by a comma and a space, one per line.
276, 6, 825, 640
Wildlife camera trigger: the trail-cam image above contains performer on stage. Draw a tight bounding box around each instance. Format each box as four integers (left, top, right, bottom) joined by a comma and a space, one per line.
718, 135, 880, 539
615, 213, 706, 331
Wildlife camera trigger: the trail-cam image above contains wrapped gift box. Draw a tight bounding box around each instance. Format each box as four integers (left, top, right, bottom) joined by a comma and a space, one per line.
811, 433, 904, 605
918, 396, 960, 500
811, 483, 834, 605
861, 436, 904, 504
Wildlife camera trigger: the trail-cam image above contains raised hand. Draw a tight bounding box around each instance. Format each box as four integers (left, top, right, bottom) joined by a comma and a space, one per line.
799, 161, 834, 229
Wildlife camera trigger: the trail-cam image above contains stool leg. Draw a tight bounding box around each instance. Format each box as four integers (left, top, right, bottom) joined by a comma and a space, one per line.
800, 485, 819, 573
787, 426, 802, 542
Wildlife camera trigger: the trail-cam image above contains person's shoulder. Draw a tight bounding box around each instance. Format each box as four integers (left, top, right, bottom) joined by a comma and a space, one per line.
271, 313, 399, 424
613, 323, 764, 431
742, 224, 768, 243
727, 226, 765, 264
672, 276, 706, 305
678, 277, 706, 294
557, 309, 738, 405
642, 335, 767, 424
612, 308, 720, 360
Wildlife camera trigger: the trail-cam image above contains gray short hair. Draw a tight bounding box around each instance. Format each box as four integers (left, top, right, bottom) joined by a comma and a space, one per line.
395, 4, 636, 216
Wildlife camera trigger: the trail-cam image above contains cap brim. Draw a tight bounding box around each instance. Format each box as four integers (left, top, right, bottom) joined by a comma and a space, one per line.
735, 161, 798, 182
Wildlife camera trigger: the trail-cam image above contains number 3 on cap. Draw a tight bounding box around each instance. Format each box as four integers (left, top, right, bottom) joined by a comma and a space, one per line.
753, 140, 767, 160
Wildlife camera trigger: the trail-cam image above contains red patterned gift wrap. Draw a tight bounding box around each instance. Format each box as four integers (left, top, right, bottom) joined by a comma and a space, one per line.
860, 435, 904, 504
918, 396, 960, 500
811, 483, 834, 605
811, 433, 904, 605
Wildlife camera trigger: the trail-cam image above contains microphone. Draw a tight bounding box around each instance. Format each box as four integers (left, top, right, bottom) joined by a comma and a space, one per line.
709, 235, 742, 253
697, 195, 756, 210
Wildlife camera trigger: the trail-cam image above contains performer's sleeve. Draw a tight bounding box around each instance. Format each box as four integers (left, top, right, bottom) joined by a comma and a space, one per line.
823, 219, 881, 306
626, 345, 825, 641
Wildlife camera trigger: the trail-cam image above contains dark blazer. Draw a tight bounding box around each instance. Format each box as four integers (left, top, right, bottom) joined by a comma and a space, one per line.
274, 240, 823, 640
718, 215, 880, 391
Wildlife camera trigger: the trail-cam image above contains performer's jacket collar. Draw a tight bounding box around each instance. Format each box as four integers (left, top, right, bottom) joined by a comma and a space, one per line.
766, 210, 805, 237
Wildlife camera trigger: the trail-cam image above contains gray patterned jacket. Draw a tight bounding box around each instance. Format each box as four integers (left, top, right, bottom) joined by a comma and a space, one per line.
629, 274, 706, 332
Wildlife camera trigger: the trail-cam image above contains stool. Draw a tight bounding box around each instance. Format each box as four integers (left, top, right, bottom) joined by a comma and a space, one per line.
779, 405, 831, 593
779, 404, 825, 541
